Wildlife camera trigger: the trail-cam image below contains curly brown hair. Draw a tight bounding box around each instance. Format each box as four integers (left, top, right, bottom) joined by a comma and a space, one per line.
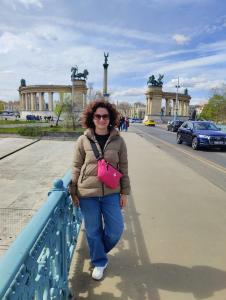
81, 99, 119, 129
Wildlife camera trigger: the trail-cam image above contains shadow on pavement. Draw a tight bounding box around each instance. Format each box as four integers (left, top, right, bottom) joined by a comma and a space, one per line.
69, 194, 226, 299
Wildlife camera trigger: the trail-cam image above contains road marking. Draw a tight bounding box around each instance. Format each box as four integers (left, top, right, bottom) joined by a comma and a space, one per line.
135, 127, 226, 175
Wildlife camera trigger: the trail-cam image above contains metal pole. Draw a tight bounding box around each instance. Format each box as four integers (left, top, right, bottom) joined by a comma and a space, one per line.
174, 76, 180, 120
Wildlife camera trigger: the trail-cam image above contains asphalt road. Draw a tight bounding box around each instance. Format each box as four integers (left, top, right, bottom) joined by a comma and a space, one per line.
130, 124, 226, 193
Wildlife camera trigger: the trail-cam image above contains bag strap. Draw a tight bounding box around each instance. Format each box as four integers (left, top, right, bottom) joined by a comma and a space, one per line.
89, 139, 102, 160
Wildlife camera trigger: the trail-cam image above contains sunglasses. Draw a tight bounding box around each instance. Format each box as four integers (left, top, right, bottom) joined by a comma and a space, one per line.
94, 114, 109, 120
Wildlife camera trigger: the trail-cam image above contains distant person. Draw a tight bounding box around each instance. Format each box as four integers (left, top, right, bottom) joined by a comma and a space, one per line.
119, 116, 125, 131
69, 99, 130, 280
125, 117, 129, 132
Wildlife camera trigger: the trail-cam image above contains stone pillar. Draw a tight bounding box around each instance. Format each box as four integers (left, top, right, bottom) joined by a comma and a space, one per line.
71, 79, 88, 113
145, 86, 162, 116
31, 93, 36, 111
178, 100, 181, 116
21, 93, 24, 110
48, 92, 54, 111
39, 92, 45, 111
185, 102, 189, 116
173, 99, 176, 116
181, 101, 185, 116
165, 98, 171, 115
25, 93, 29, 111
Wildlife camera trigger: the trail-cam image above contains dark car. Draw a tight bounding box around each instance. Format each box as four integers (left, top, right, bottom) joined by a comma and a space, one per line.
167, 120, 184, 132
177, 121, 226, 150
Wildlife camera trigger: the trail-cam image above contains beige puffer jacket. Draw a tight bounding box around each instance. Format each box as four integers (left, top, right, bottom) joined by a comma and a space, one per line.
71, 128, 130, 197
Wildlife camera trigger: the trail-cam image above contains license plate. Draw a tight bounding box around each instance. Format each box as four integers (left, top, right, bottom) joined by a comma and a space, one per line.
214, 141, 224, 145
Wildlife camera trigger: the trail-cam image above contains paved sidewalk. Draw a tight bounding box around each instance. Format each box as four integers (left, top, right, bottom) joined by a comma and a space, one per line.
69, 131, 226, 300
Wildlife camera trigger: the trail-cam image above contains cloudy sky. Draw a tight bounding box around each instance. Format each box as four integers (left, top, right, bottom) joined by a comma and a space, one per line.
1, 0, 226, 104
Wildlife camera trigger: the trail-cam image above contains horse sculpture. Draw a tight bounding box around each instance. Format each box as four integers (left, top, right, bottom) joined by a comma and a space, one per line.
71, 66, 78, 79
75, 69, 89, 80
71, 67, 89, 80
147, 74, 164, 87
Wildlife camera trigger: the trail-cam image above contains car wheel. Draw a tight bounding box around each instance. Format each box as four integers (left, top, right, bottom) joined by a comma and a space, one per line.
192, 137, 199, 150
177, 133, 182, 144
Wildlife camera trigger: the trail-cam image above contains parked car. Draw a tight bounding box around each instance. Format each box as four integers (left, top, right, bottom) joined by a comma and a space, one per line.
167, 120, 184, 132
144, 119, 155, 126
130, 118, 143, 123
177, 121, 226, 150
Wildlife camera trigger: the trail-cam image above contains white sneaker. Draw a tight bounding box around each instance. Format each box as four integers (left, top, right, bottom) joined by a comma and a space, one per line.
92, 263, 108, 280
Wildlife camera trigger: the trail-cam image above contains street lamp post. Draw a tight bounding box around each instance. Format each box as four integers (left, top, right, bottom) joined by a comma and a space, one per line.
174, 77, 180, 121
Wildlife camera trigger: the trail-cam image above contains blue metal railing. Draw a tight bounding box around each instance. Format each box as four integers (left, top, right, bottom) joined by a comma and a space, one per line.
0, 170, 82, 300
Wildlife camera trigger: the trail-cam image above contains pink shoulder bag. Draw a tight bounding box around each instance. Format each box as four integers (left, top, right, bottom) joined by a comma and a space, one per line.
90, 140, 123, 189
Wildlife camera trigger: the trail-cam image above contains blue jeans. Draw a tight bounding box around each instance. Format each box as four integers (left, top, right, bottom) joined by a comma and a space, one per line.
79, 193, 124, 267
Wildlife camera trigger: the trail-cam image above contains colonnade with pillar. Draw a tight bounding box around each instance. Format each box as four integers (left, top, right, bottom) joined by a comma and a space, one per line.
164, 97, 190, 116
19, 86, 72, 113
145, 87, 191, 117
20, 92, 55, 111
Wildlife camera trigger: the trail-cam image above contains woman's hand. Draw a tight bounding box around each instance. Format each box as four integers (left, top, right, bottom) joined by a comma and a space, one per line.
71, 193, 80, 207
120, 194, 127, 209
68, 182, 80, 207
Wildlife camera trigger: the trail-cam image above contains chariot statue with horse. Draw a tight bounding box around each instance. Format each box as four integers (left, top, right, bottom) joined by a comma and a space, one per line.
147, 74, 164, 87
71, 66, 89, 80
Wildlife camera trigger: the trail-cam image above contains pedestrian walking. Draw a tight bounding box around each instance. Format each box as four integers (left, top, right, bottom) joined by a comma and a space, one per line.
119, 116, 125, 131
69, 99, 130, 280
125, 117, 129, 132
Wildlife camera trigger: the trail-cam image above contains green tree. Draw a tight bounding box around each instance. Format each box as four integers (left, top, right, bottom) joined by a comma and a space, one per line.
200, 91, 226, 123
54, 102, 65, 126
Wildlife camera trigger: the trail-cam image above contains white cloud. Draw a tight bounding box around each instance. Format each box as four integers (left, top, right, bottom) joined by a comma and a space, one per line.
172, 34, 190, 45
111, 87, 145, 98
165, 76, 226, 94
14, 0, 43, 9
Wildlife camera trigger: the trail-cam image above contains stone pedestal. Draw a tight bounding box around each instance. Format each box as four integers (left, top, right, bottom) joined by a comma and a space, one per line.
145, 86, 163, 118
71, 79, 88, 112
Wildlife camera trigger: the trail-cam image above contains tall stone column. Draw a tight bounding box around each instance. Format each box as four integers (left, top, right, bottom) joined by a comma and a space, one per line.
103, 52, 109, 98
48, 92, 54, 111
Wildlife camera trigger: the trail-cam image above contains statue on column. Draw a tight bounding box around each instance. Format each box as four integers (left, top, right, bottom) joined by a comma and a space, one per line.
104, 52, 109, 64
20, 79, 26, 87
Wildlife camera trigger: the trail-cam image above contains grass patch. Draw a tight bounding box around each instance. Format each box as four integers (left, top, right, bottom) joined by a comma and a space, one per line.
0, 120, 43, 125
0, 126, 84, 136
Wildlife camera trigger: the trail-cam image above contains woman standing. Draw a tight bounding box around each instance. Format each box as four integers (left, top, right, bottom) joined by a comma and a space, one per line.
70, 99, 130, 280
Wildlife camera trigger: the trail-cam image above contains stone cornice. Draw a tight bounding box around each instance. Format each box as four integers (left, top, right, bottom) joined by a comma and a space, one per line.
19, 85, 72, 93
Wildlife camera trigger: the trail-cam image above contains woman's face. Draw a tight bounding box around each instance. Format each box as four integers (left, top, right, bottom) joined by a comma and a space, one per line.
93, 107, 110, 131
